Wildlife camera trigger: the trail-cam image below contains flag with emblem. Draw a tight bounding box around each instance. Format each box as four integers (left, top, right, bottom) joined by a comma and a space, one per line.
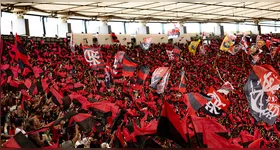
84, 47, 105, 70
189, 39, 200, 55
244, 64, 280, 125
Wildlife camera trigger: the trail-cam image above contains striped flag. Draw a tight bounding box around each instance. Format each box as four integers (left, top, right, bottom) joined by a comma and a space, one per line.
135, 65, 150, 90
122, 54, 138, 77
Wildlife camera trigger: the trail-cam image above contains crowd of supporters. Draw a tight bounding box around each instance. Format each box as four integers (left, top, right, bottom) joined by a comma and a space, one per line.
0, 35, 279, 148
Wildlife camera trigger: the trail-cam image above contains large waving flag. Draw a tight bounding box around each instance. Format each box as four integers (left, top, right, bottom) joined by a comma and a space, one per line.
157, 102, 188, 147
84, 47, 105, 70
15, 34, 32, 71
149, 67, 171, 94
244, 64, 280, 125
135, 65, 150, 90
188, 39, 200, 55
122, 54, 138, 77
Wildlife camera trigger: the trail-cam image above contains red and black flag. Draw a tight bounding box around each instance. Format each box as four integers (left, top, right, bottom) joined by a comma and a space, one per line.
14, 34, 32, 71
71, 113, 96, 133
49, 86, 63, 107
156, 102, 188, 147
178, 70, 187, 93
183, 92, 212, 116
201, 86, 230, 117
244, 64, 280, 125
135, 65, 150, 90
122, 127, 137, 148
85, 101, 119, 125
149, 67, 171, 94
190, 115, 229, 148
166, 46, 181, 62
29, 79, 38, 96
114, 127, 125, 148
84, 47, 105, 70
122, 54, 138, 77
3, 132, 38, 148
112, 51, 125, 78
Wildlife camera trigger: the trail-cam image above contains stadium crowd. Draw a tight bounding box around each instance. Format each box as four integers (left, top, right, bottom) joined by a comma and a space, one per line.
0, 35, 279, 148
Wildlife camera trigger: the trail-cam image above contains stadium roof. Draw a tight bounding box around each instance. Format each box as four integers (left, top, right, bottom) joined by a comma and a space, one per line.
1, 2, 280, 23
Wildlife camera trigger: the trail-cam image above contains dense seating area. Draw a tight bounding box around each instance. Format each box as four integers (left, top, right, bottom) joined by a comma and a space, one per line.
0, 34, 279, 148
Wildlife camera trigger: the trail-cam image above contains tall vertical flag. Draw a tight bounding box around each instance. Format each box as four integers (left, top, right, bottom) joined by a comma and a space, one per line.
178, 70, 187, 93
84, 47, 105, 70
15, 34, 32, 71
135, 65, 150, 90
122, 54, 138, 77
166, 47, 181, 62
189, 39, 200, 55
149, 67, 171, 94
112, 51, 125, 78
157, 102, 188, 147
244, 64, 280, 125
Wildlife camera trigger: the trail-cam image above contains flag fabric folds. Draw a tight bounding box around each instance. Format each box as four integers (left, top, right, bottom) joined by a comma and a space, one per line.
244, 64, 280, 125
203, 86, 231, 116
183, 92, 212, 115
3, 132, 38, 148
49, 86, 63, 106
188, 39, 200, 55
135, 65, 150, 90
15, 34, 32, 71
157, 102, 188, 147
122, 54, 138, 77
149, 67, 171, 94
178, 70, 187, 93
72, 113, 96, 133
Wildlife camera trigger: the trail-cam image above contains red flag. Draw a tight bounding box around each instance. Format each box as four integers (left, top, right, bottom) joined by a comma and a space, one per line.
206, 86, 231, 111
135, 65, 150, 90
122, 54, 138, 77
157, 102, 188, 147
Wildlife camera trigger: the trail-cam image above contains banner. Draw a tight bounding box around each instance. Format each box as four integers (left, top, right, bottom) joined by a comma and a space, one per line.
140, 37, 152, 50
84, 47, 105, 70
